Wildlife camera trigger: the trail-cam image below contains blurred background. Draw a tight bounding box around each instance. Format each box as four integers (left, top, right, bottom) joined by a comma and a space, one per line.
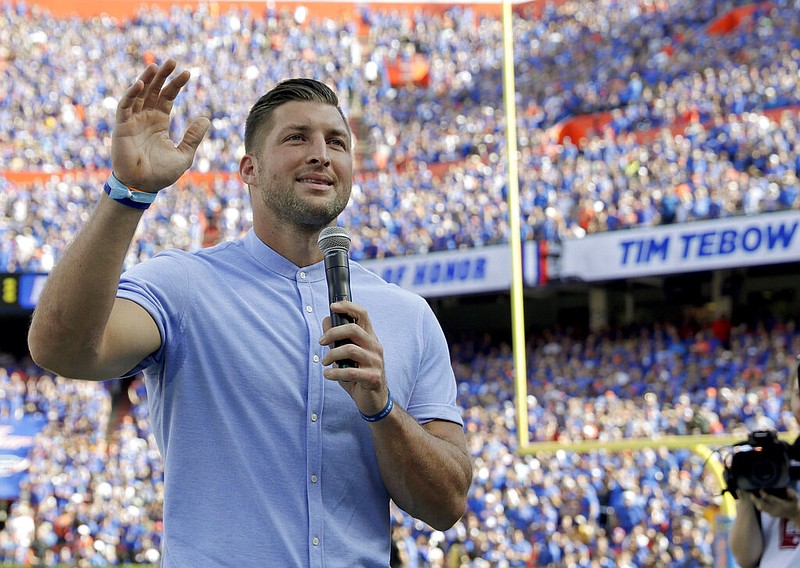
1, 0, 800, 565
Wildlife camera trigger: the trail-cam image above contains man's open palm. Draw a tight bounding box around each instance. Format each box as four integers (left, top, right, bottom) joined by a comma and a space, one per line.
112, 58, 210, 193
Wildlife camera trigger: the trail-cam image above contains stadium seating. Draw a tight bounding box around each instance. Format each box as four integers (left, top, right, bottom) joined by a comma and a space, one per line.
1, 0, 799, 564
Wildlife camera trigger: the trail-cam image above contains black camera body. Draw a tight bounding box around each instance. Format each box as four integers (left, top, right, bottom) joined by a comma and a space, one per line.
723, 431, 800, 499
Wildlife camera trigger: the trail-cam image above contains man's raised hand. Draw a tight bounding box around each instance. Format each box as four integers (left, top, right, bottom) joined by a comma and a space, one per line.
111, 58, 210, 193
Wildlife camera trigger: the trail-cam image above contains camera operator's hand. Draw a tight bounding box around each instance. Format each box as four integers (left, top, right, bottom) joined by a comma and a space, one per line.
745, 488, 800, 525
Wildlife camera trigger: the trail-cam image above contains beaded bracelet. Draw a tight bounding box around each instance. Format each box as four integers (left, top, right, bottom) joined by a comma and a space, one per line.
359, 391, 394, 422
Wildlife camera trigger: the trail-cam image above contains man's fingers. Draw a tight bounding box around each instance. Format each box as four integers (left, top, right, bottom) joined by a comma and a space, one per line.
117, 64, 159, 119
157, 69, 192, 115
142, 59, 178, 111
330, 301, 371, 332
177, 117, 211, 159
124, 60, 179, 117
130, 64, 159, 114
116, 61, 197, 143
116, 79, 145, 123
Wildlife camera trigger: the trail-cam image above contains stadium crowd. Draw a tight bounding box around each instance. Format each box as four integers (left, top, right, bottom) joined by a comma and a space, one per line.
1, 0, 800, 271
0, 318, 798, 566
2, 0, 800, 565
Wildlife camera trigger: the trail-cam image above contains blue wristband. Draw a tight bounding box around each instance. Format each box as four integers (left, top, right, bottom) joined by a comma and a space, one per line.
359, 391, 394, 422
103, 172, 157, 210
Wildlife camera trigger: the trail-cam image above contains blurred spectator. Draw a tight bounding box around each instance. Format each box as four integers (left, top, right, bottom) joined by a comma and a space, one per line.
2, 0, 800, 270
3, 0, 800, 564
1, 317, 798, 565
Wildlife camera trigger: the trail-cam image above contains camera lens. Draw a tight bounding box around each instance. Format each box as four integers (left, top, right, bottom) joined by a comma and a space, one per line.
750, 460, 781, 486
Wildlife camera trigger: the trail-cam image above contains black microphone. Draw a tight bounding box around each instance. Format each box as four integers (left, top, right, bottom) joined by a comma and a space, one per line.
318, 226, 356, 368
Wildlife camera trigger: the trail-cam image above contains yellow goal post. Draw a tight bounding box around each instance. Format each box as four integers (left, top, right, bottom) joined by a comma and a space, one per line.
498, 0, 797, 525
514, 429, 799, 519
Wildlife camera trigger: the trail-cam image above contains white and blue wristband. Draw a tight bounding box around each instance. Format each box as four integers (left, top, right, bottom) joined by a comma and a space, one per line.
104, 172, 157, 210
359, 391, 394, 422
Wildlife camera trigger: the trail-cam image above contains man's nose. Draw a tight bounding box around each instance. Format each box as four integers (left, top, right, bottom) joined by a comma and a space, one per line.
307, 135, 331, 165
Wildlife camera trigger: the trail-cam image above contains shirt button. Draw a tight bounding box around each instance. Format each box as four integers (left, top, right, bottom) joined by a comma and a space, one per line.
299, 271, 307, 279
312, 355, 320, 363
311, 475, 318, 483
311, 413, 318, 422
305, 305, 313, 313
312, 537, 320, 546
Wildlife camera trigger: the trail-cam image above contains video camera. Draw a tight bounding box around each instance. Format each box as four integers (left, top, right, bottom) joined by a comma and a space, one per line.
723, 430, 800, 499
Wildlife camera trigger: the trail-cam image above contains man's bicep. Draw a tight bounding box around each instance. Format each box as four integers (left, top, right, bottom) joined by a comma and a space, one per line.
98, 298, 162, 379
422, 419, 473, 490
423, 420, 471, 464
422, 419, 466, 444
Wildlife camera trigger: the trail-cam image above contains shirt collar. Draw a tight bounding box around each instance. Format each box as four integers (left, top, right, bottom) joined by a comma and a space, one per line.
243, 228, 326, 282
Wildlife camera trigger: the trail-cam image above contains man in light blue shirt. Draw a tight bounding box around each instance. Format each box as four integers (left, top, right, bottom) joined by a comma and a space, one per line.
28, 58, 472, 567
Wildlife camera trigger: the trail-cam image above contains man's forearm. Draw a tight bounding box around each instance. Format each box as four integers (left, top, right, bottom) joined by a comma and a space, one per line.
369, 405, 472, 530
28, 195, 144, 375
730, 500, 764, 568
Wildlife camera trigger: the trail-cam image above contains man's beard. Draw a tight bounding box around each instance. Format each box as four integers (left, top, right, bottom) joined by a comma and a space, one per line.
259, 177, 350, 230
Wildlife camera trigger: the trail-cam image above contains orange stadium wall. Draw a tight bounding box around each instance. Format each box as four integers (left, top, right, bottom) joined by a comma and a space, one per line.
23, 0, 527, 20
1, 169, 238, 186
20, 0, 576, 23
707, 1, 773, 35
550, 105, 800, 146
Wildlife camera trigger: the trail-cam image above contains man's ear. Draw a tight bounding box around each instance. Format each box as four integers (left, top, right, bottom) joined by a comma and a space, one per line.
239, 154, 257, 185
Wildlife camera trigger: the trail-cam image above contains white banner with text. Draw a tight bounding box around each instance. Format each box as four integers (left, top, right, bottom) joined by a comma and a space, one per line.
559, 211, 800, 282
361, 244, 514, 297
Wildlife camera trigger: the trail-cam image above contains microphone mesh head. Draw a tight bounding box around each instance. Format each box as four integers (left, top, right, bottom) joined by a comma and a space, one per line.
318, 226, 351, 254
